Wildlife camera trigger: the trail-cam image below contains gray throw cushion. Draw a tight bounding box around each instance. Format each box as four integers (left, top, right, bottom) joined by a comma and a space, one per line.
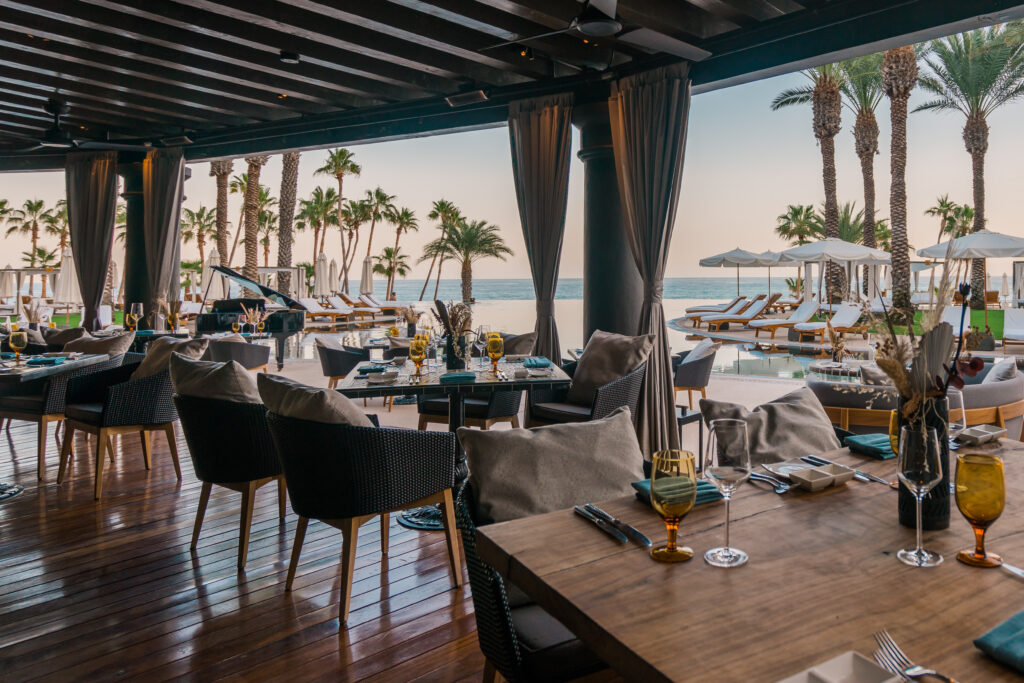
860, 365, 894, 386
257, 373, 373, 426
25, 327, 46, 345
459, 406, 643, 524
42, 327, 90, 347
169, 353, 261, 403
131, 336, 209, 379
63, 331, 135, 358
681, 338, 718, 364
503, 332, 537, 355
566, 330, 654, 406
983, 359, 1017, 384
699, 386, 841, 464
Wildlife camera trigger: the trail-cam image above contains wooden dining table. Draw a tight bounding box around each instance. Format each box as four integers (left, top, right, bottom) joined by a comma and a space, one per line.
476, 440, 1024, 681
0, 353, 108, 384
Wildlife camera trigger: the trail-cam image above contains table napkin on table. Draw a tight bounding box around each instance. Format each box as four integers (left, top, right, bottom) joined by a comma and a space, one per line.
975, 610, 1024, 673
136, 330, 155, 335
0, 352, 14, 360
359, 364, 388, 374
844, 433, 896, 459
26, 357, 64, 366
439, 371, 476, 384
631, 479, 723, 507
522, 357, 551, 368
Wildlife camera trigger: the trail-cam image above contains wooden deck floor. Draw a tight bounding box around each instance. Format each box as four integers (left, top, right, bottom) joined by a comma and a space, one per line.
0, 420, 485, 682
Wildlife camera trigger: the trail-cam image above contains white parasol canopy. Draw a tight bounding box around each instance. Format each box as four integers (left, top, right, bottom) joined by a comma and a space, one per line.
53, 249, 82, 306
328, 259, 339, 295
778, 238, 891, 264
1001, 273, 1011, 299
313, 252, 330, 298
359, 255, 374, 295
201, 248, 226, 302
917, 230, 1024, 259
699, 247, 777, 295
0, 264, 15, 301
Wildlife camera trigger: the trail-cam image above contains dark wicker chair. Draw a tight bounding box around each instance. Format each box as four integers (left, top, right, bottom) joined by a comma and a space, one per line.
266, 412, 462, 625
174, 394, 285, 569
417, 390, 522, 431
672, 348, 718, 409
315, 342, 367, 389
57, 355, 181, 500
526, 362, 646, 427
0, 353, 125, 480
457, 485, 607, 682
202, 339, 271, 372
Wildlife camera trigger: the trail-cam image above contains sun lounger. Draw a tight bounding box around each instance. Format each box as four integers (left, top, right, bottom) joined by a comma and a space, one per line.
686, 295, 763, 327
684, 296, 744, 315
793, 303, 864, 343
702, 294, 780, 332
769, 295, 800, 313
1003, 308, 1024, 349
336, 292, 381, 317
939, 305, 967, 340
363, 294, 415, 310
300, 297, 349, 322
748, 300, 819, 339
868, 296, 893, 315
328, 295, 378, 323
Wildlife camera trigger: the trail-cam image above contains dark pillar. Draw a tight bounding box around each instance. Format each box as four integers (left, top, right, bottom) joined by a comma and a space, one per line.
573, 100, 643, 342
119, 161, 149, 328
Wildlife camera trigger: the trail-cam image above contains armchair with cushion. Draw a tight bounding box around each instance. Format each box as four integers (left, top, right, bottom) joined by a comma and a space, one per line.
315, 337, 367, 389
202, 338, 272, 372
672, 340, 720, 409
417, 390, 522, 431
527, 361, 646, 427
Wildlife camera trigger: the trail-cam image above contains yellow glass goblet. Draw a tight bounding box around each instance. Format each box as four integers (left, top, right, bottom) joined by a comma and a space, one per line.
486, 336, 504, 374
409, 338, 428, 376
955, 453, 1005, 567
9, 330, 27, 364
649, 450, 698, 563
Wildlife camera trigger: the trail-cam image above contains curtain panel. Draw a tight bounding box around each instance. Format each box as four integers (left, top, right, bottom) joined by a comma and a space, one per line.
142, 148, 185, 322
65, 151, 118, 331
609, 62, 692, 455
508, 93, 573, 361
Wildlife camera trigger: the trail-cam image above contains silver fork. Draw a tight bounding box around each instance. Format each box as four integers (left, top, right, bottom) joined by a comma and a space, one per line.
873, 630, 958, 682
749, 472, 791, 494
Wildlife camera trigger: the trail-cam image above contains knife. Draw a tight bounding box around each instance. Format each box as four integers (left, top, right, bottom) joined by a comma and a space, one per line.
1002, 563, 1024, 582
802, 455, 889, 486
584, 504, 652, 547
573, 506, 628, 544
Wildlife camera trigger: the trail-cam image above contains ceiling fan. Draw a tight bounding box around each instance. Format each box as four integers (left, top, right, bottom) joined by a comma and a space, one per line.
7, 98, 156, 152
480, 0, 711, 62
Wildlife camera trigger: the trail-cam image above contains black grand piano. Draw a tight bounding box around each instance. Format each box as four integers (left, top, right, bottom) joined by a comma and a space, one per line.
195, 265, 306, 371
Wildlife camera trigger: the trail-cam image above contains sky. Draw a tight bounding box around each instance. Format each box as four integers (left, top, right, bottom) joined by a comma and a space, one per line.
3, 63, 1024, 282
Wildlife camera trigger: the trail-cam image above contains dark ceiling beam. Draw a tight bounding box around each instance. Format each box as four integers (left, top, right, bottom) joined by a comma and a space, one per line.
0, 148, 66, 171
0, 90, 177, 132
0, 84, 193, 130
0, 105, 149, 139
681, 0, 784, 25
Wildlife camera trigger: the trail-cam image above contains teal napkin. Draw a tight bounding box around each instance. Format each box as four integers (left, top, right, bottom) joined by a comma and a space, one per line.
359, 364, 387, 373
0, 352, 13, 360
975, 610, 1024, 673
522, 356, 551, 368
844, 433, 895, 459
439, 371, 476, 384
631, 479, 723, 507
136, 330, 155, 335
26, 357, 64, 367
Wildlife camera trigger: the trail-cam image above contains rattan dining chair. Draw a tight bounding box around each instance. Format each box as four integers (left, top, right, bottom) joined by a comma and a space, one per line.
526, 362, 646, 427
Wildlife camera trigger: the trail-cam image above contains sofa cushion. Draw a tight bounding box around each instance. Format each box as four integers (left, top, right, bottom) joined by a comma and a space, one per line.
700, 386, 841, 464
24, 327, 46, 345
63, 331, 135, 358
503, 331, 537, 356
530, 402, 592, 423
983, 359, 1017, 384
681, 338, 718, 364
169, 353, 261, 403
566, 330, 654, 406
42, 327, 90, 347
131, 336, 209, 380
0, 394, 45, 414
459, 406, 643, 525
257, 373, 372, 426
65, 402, 104, 425
860, 365, 894, 386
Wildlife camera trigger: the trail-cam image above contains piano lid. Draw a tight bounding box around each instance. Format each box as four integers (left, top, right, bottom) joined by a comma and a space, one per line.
210, 265, 306, 310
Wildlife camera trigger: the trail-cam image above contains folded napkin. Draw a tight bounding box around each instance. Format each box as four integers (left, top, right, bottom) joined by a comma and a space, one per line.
844, 433, 895, 460
975, 610, 1024, 673
359, 364, 388, 374
136, 330, 155, 335
631, 479, 724, 507
0, 352, 13, 360
26, 357, 64, 366
522, 356, 551, 368
439, 371, 477, 384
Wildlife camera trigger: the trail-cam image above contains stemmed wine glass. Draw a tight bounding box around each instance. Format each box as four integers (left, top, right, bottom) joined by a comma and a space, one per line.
8, 329, 27, 365
703, 418, 751, 568
954, 452, 1005, 567
126, 302, 143, 331
231, 316, 241, 334
486, 335, 504, 375
897, 426, 944, 567
649, 450, 698, 563
409, 335, 428, 377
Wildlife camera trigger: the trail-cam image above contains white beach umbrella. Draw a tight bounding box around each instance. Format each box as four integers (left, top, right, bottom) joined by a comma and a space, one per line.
1001, 273, 1011, 301
699, 247, 769, 296
778, 238, 891, 264
917, 230, 1024, 259
53, 248, 82, 305
313, 252, 330, 298
200, 248, 226, 302
0, 265, 15, 302
359, 256, 374, 295
328, 259, 339, 294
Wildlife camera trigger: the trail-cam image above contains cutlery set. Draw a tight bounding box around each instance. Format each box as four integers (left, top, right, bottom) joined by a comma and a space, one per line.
873, 630, 958, 682
573, 504, 651, 547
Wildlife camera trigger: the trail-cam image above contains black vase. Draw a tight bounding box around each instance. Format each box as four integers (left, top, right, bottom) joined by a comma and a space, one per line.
896, 397, 950, 530
445, 335, 466, 370
408, 323, 416, 338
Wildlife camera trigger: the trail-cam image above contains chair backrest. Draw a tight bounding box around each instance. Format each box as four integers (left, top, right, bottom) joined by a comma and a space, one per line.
326, 296, 353, 313
299, 298, 325, 313
592, 362, 646, 421
40, 353, 125, 415
830, 304, 862, 328
942, 306, 964, 328
174, 395, 281, 484
204, 340, 271, 369
315, 342, 366, 377
79, 305, 113, 327
359, 295, 379, 308
337, 292, 361, 307
790, 300, 818, 322
739, 297, 770, 319
1004, 308, 1024, 330
720, 298, 750, 316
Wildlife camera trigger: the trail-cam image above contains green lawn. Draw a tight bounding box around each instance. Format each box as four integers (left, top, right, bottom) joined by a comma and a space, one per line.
866, 308, 1003, 338
47, 310, 124, 329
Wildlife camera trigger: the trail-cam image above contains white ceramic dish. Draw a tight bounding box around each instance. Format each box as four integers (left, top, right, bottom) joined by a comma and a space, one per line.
788, 464, 856, 492
776, 651, 899, 683
366, 371, 399, 385
957, 424, 1006, 446
528, 368, 552, 377
762, 459, 817, 481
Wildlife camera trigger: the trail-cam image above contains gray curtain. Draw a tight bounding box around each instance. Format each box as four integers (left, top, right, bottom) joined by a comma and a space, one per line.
508, 93, 573, 361
65, 151, 118, 331
608, 63, 691, 455
142, 148, 185, 321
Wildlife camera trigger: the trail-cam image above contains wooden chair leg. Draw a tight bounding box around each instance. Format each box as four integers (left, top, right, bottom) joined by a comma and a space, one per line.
57, 424, 75, 484
687, 390, 694, 410
94, 428, 108, 500
339, 518, 359, 624
36, 419, 48, 481
439, 488, 463, 588
163, 423, 182, 480
237, 481, 257, 570
328, 377, 338, 389
140, 429, 152, 470
417, 415, 427, 431
482, 660, 499, 683
192, 482, 212, 550
277, 475, 287, 519
700, 388, 707, 402
285, 516, 309, 591
107, 435, 115, 463
380, 512, 389, 556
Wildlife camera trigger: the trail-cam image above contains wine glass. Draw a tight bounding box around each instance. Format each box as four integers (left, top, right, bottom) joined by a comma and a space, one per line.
409, 336, 427, 377
128, 302, 143, 331
9, 330, 28, 364
486, 335, 504, 375
703, 418, 751, 568
896, 426, 944, 567
257, 319, 266, 335
888, 410, 899, 454
231, 317, 240, 333
954, 452, 1005, 567
649, 450, 698, 563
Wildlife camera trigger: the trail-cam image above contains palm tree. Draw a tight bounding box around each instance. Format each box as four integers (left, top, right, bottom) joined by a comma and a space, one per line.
181, 205, 217, 266
362, 187, 396, 261
180, 259, 203, 299
339, 198, 370, 293
228, 171, 248, 267
242, 156, 269, 282
315, 148, 360, 282
47, 199, 71, 258
420, 218, 512, 302
925, 194, 959, 243
295, 187, 339, 265
0, 199, 12, 224
21, 246, 58, 298
209, 160, 234, 262
772, 63, 846, 294
386, 207, 418, 298
883, 45, 919, 319
256, 210, 278, 267
421, 199, 462, 300
7, 199, 54, 295
277, 152, 299, 295
916, 24, 1024, 307
775, 204, 820, 245
372, 246, 411, 290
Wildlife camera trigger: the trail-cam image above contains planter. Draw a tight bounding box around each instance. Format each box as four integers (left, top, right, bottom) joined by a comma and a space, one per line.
896, 397, 950, 530
445, 335, 467, 370
408, 323, 416, 338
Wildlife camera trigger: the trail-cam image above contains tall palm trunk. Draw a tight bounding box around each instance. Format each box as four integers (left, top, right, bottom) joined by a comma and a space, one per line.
419, 222, 448, 301
242, 156, 268, 283
460, 259, 472, 302
210, 160, 233, 261
855, 110, 879, 294
387, 231, 403, 297
883, 46, 917, 322
312, 224, 321, 264
812, 75, 843, 298
336, 173, 348, 291
264, 241, 271, 267
41, 273, 47, 299
965, 113, 989, 309
197, 233, 206, 268
30, 222, 38, 295
278, 152, 299, 296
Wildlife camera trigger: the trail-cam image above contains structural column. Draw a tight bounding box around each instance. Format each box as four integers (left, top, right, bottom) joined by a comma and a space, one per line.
119, 161, 149, 327
572, 100, 643, 342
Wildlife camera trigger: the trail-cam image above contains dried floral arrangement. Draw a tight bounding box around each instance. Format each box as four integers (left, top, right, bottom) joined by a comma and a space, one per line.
24, 300, 44, 324
401, 307, 419, 324
432, 300, 473, 363
239, 303, 266, 325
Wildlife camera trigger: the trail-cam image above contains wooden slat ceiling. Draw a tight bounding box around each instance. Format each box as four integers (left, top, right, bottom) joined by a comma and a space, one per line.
1, 0, 1023, 169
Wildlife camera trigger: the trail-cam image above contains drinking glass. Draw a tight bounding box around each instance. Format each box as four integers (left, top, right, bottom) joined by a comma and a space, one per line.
650, 450, 698, 563
897, 426, 944, 567
954, 453, 1005, 567
257, 320, 266, 334
486, 336, 504, 374
231, 318, 240, 334
948, 389, 966, 440
128, 302, 143, 331
703, 418, 751, 568
8, 330, 27, 364
409, 337, 427, 376
888, 410, 899, 454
